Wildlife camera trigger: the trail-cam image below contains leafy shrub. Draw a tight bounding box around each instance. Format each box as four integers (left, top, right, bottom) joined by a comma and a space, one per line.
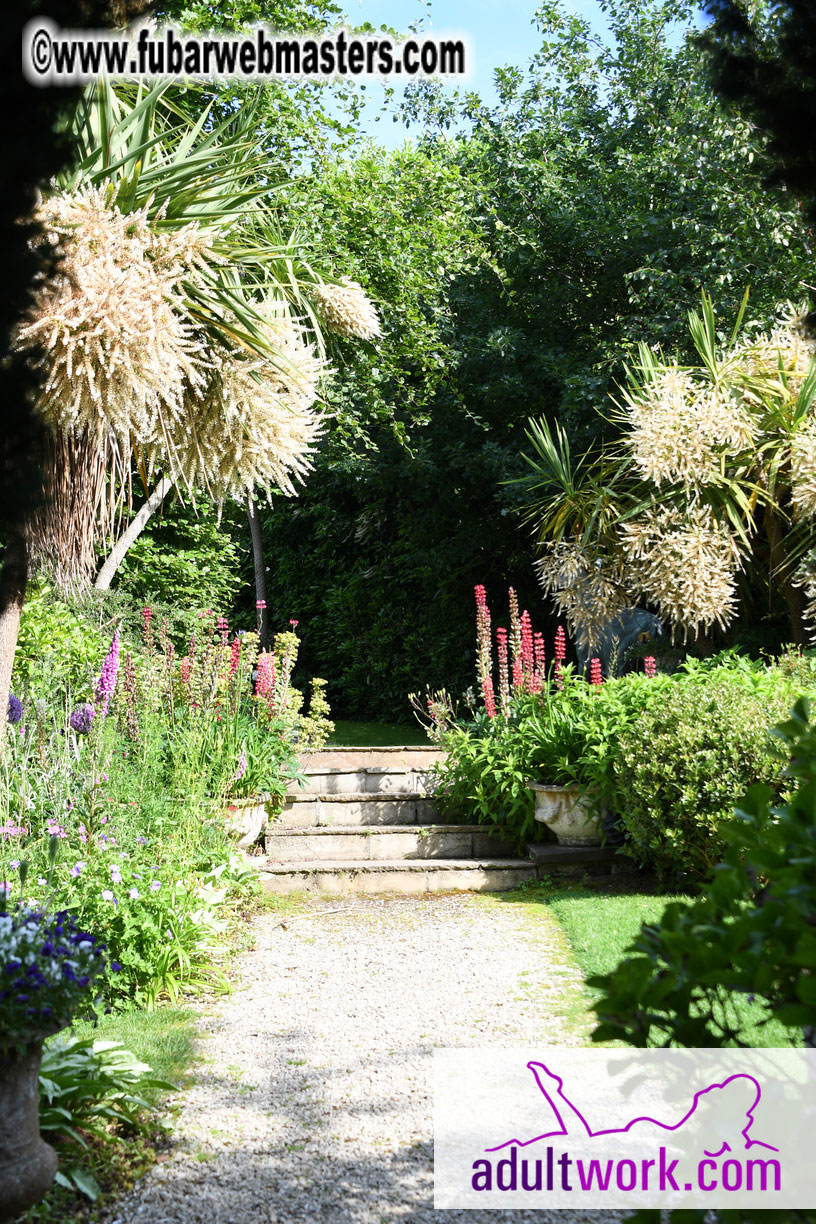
433, 712, 538, 851
39, 1034, 172, 1201
14, 582, 106, 694
432, 672, 666, 852
591, 696, 816, 1050
608, 657, 813, 883
114, 499, 245, 617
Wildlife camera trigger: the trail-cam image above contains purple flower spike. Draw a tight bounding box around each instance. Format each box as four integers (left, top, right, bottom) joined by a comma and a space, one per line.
69, 703, 94, 735
95, 629, 121, 717
7, 694, 22, 725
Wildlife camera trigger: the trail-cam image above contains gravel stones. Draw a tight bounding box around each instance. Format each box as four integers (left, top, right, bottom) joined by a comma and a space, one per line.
104, 894, 624, 1224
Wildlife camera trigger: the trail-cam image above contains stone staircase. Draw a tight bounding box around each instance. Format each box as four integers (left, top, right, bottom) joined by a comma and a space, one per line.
253, 746, 539, 896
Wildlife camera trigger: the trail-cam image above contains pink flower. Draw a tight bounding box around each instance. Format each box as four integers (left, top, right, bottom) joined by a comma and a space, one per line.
256, 600, 267, 610
481, 676, 497, 718
95, 628, 121, 716
554, 625, 567, 665
590, 658, 603, 687
644, 656, 657, 677
289, 619, 299, 628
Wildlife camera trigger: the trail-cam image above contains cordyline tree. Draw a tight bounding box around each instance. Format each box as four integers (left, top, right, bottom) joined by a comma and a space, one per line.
521, 292, 816, 651
0, 0, 160, 728
6, 77, 380, 684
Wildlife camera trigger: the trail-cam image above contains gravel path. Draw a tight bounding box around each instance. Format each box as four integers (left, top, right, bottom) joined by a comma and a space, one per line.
106, 894, 623, 1224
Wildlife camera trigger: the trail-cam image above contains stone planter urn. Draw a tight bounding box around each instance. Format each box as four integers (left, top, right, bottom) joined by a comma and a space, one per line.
0, 1044, 59, 1221
223, 795, 270, 851
530, 782, 604, 846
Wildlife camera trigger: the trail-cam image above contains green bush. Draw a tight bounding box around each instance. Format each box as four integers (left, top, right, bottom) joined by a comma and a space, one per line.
114, 499, 245, 617
591, 695, 816, 1050
39, 1034, 172, 1201
432, 672, 667, 852
13, 582, 107, 695
609, 657, 814, 884
433, 712, 538, 851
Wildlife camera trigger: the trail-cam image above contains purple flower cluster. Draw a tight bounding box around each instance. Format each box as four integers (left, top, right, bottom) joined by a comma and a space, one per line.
69, 703, 95, 735
95, 629, 121, 717
7, 694, 22, 725
0, 907, 108, 1047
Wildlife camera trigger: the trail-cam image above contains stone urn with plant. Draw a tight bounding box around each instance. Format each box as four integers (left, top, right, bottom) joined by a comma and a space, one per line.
524, 660, 614, 846
0, 863, 110, 1220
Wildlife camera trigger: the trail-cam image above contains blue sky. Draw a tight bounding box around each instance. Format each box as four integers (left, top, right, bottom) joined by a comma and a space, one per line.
336, 0, 702, 146
339, 0, 611, 144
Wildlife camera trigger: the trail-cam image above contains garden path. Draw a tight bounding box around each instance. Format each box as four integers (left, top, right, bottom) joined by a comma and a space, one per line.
105, 894, 623, 1224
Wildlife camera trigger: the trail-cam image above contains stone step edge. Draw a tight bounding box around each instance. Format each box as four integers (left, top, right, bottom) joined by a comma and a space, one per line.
268, 823, 486, 836
303, 744, 440, 752
296, 765, 435, 775
285, 791, 433, 803
254, 857, 533, 873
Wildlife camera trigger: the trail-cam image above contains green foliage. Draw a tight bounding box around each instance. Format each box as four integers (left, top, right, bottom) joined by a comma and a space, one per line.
610, 658, 814, 882
590, 695, 816, 1051
39, 1033, 172, 1199
257, 0, 815, 717
433, 712, 538, 852
543, 883, 796, 1047
115, 500, 246, 617
14, 582, 106, 695
69, 1006, 196, 1101
433, 670, 666, 851
433, 652, 816, 866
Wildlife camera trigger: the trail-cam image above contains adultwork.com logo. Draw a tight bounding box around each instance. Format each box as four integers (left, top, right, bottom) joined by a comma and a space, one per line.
433, 1048, 816, 1209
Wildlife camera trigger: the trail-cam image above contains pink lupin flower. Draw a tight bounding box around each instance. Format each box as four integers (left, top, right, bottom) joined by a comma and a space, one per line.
644, 656, 657, 677
475, 586, 493, 685
533, 632, 546, 679
520, 609, 536, 692
590, 657, 603, 687
481, 676, 497, 718
142, 606, 154, 654
496, 627, 510, 715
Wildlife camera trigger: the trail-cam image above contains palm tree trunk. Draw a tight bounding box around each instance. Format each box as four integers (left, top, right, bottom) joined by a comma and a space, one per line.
764, 502, 806, 645
0, 523, 28, 719
247, 496, 269, 649
94, 475, 172, 591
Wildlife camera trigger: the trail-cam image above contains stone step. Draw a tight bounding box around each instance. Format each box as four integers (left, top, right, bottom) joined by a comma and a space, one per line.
287, 765, 437, 797
298, 746, 443, 771
527, 841, 636, 878
252, 857, 536, 896
265, 824, 514, 863
278, 793, 440, 827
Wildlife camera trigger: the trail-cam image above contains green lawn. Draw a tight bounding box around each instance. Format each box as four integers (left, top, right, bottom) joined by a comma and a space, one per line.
326, 720, 432, 747
498, 881, 800, 1047
69, 1006, 198, 1101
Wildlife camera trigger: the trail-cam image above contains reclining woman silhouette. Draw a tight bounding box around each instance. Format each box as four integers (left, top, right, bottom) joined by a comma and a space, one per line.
486, 1061, 778, 1157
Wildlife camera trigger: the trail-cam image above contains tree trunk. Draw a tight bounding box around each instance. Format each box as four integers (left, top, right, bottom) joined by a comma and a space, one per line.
247, 496, 269, 649
94, 474, 172, 592
0, 523, 28, 719
764, 502, 807, 646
